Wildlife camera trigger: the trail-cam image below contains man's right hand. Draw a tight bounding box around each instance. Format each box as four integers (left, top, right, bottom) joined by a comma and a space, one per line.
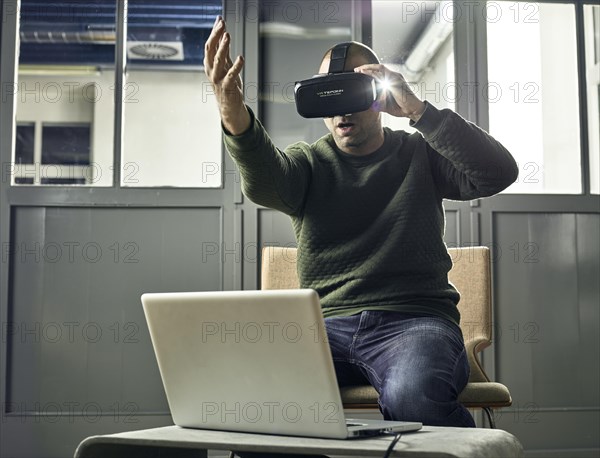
204, 16, 251, 135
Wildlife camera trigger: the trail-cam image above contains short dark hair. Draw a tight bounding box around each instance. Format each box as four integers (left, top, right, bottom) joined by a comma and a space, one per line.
321, 41, 380, 71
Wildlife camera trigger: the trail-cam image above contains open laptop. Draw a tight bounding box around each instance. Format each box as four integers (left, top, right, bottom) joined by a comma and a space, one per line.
141, 289, 422, 439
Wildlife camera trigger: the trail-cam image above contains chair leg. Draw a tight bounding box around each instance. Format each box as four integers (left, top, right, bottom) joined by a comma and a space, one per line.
483, 407, 496, 428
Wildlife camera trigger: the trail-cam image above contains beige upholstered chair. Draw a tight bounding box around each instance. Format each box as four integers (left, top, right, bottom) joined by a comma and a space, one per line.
260, 246, 512, 428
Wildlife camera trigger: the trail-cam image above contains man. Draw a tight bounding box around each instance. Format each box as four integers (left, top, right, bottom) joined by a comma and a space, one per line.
204, 15, 517, 454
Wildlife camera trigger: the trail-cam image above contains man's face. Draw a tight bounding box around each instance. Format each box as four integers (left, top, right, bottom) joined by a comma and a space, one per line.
319, 55, 384, 156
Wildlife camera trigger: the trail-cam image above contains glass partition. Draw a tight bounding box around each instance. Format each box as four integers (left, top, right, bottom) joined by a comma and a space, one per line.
121, 0, 222, 188
259, 0, 352, 146
487, 2, 581, 194
259, 1, 455, 144
13, 0, 116, 186
584, 5, 599, 194
373, 0, 455, 134
11, 0, 223, 188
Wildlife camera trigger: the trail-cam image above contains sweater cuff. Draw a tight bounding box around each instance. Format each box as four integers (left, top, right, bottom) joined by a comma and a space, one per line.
409, 100, 446, 139
222, 106, 263, 157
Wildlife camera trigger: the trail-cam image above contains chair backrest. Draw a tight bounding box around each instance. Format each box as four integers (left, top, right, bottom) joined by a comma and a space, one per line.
446, 247, 492, 354
261, 246, 300, 290
261, 246, 492, 381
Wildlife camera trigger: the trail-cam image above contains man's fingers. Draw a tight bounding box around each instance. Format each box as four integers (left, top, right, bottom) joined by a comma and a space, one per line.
355, 64, 384, 70
213, 32, 231, 76
205, 16, 225, 52
224, 55, 244, 85
203, 16, 246, 104
354, 64, 386, 77
213, 55, 244, 93
226, 52, 234, 68
355, 64, 408, 85
204, 16, 226, 72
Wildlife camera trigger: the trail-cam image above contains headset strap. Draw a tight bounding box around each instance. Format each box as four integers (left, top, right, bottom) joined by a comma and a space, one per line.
328, 42, 351, 73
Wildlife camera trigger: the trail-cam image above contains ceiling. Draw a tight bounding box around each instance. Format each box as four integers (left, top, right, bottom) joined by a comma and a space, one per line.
18, 0, 221, 67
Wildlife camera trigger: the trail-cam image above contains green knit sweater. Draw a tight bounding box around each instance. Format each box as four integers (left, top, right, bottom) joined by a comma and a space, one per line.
223, 102, 518, 325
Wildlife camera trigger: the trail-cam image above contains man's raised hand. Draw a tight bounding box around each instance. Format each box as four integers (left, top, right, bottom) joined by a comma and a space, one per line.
204, 16, 250, 135
354, 64, 426, 123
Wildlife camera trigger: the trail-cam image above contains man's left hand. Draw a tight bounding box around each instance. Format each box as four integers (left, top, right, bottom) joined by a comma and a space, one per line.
354, 64, 426, 122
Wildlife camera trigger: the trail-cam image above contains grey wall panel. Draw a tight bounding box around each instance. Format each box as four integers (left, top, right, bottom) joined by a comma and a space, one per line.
528, 214, 580, 408
492, 213, 536, 403
444, 209, 459, 246
575, 214, 600, 406
7, 206, 221, 416
492, 212, 600, 450
257, 208, 297, 249
1, 414, 181, 458
495, 410, 600, 452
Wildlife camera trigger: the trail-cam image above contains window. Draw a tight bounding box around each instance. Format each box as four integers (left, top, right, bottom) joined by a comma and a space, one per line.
259, 0, 352, 146
14, 122, 93, 185
14, 124, 35, 184
584, 5, 600, 194
11, 0, 223, 188
487, 2, 581, 194
121, 1, 222, 188
373, 0, 455, 134
42, 124, 91, 165
15, 124, 34, 164
13, 0, 116, 186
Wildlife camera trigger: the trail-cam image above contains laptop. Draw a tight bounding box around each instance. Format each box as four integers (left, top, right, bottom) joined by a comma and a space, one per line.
141, 288, 422, 439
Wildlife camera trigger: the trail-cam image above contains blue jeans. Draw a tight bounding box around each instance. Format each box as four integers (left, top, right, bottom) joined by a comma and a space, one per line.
234, 311, 474, 458
327, 311, 475, 427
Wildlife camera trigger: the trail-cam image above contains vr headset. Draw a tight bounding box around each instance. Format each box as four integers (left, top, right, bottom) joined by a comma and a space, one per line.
294, 42, 381, 118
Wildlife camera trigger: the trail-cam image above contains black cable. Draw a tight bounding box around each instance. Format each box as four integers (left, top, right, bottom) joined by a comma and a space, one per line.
382, 431, 403, 458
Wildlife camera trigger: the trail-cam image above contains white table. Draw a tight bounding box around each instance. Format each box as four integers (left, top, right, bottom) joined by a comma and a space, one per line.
74, 425, 523, 457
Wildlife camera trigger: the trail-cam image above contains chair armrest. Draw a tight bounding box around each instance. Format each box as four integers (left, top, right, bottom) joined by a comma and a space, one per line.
465, 337, 491, 383
459, 382, 513, 407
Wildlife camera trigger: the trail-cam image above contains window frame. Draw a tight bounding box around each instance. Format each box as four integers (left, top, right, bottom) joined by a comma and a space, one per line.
7, 0, 226, 190
467, 0, 597, 197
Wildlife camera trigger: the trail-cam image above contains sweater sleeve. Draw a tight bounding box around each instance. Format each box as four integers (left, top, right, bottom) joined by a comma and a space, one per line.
222, 107, 311, 216
411, 101, 519, 200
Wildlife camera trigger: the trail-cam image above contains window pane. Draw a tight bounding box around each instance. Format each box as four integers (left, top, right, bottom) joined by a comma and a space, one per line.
15, 178, 35, 185
14, 0, 116, 186
260, 1, 352, 146
16, 124, 35, 164
42, 124, 91, 165
487, 2, 581, 194
121, 1, 222, 188
40, 177, 87, 185
373, 0, 455, 133
585, 5, 600, 194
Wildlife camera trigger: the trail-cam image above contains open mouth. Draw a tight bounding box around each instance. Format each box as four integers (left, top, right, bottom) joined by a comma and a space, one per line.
336, 122, 355, 135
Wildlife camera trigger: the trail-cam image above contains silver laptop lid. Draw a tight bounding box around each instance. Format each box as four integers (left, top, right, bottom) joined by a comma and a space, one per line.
142, 289, 350, 439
